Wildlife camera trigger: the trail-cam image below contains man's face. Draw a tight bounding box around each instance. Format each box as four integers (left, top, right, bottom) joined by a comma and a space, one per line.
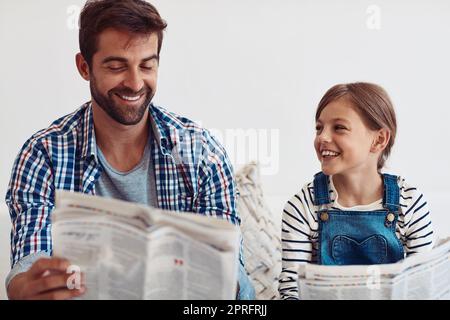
89, 28, 159, 126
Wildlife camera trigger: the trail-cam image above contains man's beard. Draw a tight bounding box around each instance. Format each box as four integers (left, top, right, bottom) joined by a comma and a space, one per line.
90, 75, 154, 126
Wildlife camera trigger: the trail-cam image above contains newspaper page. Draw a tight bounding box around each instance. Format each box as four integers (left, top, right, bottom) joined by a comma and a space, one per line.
298, 238, 450, 300
143, 226, 237, 299
52, 191, 240, 300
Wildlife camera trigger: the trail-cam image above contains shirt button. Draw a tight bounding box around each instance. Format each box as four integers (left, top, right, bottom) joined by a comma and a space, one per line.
320, 212, 329, 222
89, 176, 95, 182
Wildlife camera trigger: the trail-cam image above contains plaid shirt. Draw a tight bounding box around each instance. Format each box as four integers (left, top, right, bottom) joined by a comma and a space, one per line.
6, 102, 241, 268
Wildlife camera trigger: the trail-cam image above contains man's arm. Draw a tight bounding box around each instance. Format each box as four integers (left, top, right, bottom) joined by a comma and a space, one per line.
5, 139, 83, 299
194, 130, 255, 300
195, 130, 241, 251
8, 257, 84, 300
6, 139, 55, 267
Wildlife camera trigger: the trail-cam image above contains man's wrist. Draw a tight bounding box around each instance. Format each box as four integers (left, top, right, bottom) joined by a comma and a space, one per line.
5, 252, 51, 290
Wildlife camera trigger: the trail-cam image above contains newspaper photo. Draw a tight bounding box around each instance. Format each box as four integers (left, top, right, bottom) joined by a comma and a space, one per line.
52, 191, 241, 300
298, 238, 450, 300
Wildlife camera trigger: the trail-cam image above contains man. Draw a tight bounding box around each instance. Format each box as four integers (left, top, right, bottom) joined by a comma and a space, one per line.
6, 0, 254, 300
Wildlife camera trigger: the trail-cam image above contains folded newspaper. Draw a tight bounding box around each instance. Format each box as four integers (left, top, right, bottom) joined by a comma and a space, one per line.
298, 238, 450, 300
52, 191, 240, 300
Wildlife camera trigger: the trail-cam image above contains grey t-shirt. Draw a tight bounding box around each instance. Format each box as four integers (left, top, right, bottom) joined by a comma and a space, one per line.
95, 132, 158, 208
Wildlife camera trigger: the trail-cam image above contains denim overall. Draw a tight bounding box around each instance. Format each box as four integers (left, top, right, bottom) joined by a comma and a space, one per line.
314, 172, 404, 265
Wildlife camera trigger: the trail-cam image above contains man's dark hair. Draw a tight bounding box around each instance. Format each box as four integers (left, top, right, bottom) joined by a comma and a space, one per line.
79, 0, 167, 68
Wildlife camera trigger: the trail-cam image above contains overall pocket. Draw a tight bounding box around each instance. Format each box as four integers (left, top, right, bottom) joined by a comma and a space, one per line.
332, 235, 388, 265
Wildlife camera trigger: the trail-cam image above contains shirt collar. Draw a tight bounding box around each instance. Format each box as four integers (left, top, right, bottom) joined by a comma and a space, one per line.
79, 102, 182, 160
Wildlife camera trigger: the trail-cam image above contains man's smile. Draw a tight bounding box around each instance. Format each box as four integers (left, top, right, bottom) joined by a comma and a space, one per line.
114, 93, 145, 104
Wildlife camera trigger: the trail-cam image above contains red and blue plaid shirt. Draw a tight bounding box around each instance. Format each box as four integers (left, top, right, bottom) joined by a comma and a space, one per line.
6, 102, 241, 268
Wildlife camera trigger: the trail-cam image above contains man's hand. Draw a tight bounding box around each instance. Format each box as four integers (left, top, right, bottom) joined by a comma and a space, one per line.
7, 257, 85, 300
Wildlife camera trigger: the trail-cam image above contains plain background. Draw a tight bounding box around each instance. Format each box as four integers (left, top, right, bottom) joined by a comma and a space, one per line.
1, 0, 449, 299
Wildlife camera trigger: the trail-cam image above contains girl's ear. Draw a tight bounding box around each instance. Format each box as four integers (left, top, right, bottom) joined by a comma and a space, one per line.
371, 128, 390, 153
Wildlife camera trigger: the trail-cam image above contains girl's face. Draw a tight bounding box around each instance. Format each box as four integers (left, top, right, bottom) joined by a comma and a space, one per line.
314, 97, 380, 176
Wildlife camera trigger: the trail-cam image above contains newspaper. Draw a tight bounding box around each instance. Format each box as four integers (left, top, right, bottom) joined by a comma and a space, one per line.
52, 191, 240, 300
298, 238, 450, 300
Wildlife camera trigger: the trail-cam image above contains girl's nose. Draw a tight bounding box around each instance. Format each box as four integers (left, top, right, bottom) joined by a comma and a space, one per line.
317, 130, 332, 143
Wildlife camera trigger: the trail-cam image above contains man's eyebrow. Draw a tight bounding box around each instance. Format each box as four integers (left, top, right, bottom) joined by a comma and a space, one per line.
141, 54, 159, 62
101, 55, 159, 64
102, 56, 128, 64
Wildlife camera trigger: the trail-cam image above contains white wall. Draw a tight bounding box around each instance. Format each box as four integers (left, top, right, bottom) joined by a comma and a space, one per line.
1, 0, 449, 299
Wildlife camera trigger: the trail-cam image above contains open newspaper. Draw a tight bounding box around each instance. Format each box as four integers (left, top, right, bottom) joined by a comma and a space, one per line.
52, 191, 240, 300
298, 238, 450, 300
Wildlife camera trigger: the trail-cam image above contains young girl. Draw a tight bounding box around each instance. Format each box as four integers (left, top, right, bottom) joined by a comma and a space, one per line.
279, 83, 434, 300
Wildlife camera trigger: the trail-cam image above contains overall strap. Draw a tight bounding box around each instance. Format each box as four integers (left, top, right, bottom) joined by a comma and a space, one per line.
383, 174, 400, 213
313, 172, 331, 206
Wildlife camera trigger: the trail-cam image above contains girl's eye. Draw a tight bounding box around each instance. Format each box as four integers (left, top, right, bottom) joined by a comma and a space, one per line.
335, 125, 347, 131
315, 125, 322, 132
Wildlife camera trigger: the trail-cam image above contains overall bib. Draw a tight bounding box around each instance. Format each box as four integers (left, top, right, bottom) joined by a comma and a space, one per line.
314, 172, 404, 265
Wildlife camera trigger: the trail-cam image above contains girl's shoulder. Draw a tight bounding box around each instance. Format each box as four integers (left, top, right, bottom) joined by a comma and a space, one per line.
394, 175, 422, 195
393, 175, 427, 208
288, 180, 315, 199
284, 180, 319, 212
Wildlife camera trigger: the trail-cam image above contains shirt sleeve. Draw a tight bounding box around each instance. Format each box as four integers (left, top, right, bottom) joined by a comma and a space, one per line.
5, 138, 55, 270
194, 129, 252, 295
279, 188, 315, 300
195, 129, 240, 226
399, 186, 434, 255
5, 252, 51, 290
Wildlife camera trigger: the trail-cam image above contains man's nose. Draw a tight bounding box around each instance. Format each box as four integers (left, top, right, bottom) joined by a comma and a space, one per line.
123, 69, 144, 93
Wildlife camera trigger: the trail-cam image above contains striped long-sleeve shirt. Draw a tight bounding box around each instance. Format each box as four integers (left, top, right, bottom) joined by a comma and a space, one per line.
278, 176, 434, 300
